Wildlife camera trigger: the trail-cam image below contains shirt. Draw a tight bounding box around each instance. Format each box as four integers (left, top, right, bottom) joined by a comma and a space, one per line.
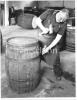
39, 9, 67, 48
40, 9, 67, 36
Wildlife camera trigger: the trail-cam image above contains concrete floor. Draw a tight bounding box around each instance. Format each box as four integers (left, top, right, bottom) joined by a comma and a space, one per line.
0, 25, 75, 97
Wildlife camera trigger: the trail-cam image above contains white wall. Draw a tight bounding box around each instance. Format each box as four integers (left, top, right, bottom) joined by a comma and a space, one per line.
5, 1, 9, 26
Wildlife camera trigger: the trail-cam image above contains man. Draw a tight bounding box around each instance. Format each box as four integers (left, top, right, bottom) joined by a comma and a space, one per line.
36, 8, 69, 79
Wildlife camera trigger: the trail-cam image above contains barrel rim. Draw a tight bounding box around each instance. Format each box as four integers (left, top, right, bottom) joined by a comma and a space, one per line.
67, 26, 75, 30
6, 36, 39, 47
6, 56, 41, 61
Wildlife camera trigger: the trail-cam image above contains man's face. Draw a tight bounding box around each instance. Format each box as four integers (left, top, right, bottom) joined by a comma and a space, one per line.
56, 11, 67, 23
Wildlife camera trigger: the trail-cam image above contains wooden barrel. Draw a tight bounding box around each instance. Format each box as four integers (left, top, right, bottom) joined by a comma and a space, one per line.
5, 37, 41, 93
66, 26, 75, 52
17, 13, 36, 29
60, 51, 75, 82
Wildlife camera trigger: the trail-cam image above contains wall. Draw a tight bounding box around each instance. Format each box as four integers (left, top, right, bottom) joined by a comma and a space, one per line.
38, 0, 75, 9
38, 0, 64, 9
64, 0, 75, 9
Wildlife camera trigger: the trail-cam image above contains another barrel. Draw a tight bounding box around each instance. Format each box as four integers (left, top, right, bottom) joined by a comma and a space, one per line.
60, 51, 75, 82
5, 37, 41, 93
17, 13, 37, 29
66, 26, 75, 52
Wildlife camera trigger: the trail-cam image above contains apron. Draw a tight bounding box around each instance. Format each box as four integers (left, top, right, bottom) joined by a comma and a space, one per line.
39, 10, 63, 78
40, 44, 63, 80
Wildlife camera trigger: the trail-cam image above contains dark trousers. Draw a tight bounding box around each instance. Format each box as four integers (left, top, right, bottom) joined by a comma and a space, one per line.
41, 46, 63, 79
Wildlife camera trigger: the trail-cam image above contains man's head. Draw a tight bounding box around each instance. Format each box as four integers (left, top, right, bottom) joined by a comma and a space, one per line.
56, 9, 69, 23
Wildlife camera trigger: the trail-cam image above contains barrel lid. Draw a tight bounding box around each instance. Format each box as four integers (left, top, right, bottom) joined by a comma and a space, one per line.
7, 37, 38, 46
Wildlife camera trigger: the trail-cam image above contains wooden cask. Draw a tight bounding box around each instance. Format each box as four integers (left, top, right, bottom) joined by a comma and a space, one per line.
66, 26, 75, 52
17, 13, 36, 29
5, 37, 41, 93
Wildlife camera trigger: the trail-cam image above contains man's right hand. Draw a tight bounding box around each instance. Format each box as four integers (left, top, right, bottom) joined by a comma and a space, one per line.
40, 24, 53, 35
41, 27, 49, 35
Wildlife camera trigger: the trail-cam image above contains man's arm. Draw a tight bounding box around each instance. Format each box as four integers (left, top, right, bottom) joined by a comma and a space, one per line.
36, 9, 54, 32
42, 34, 62, 55
36, 17, 48, 32
48, 34, 62, 49
42, 22, 67, 54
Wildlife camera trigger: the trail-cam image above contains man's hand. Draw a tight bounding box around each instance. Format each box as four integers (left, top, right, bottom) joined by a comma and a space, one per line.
41, 28, 49, 35
42, 46, 50, 55
40, 24, 53, 35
